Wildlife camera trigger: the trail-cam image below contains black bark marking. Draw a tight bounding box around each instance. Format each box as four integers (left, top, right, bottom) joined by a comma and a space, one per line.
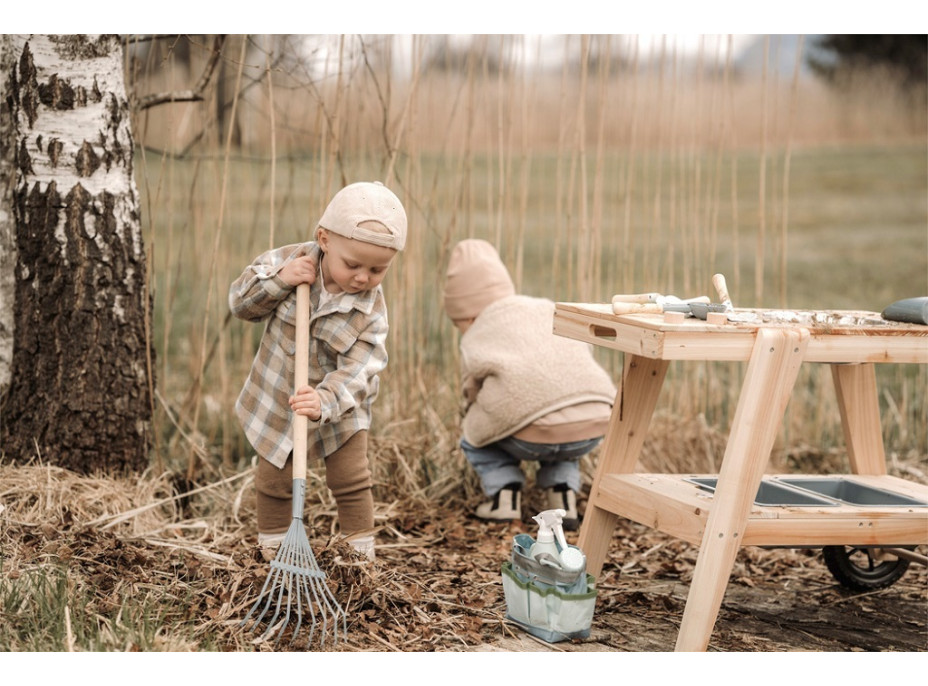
91, 76, 103, 103
75, 141, 100, 177
106, 91, 121, 127
47, 138, 63, 168
49, 34, 118, 61
6, 54, 21, 110
64, 183, 97, 314
17, 139, 33, 175
37, 73, 76, 111
17, 42, 39, 128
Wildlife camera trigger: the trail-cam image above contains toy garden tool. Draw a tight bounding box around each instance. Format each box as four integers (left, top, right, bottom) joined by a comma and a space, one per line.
611, 292, 710, 315
242, 283, 347, 647
882, 296, 928, 325
711, 273, 761, 323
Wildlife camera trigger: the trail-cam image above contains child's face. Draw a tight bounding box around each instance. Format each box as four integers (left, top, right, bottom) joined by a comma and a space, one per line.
317, 227, 397, 294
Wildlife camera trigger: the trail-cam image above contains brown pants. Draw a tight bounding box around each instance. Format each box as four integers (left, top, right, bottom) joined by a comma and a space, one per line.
256, 430, 373, 535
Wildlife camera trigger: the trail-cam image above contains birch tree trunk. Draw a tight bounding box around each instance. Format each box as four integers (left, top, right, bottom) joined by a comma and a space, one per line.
1, 36, 15, 395
0, 34, 153, 473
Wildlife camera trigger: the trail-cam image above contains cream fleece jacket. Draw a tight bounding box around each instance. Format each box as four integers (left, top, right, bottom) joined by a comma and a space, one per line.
459, 294, 617, 447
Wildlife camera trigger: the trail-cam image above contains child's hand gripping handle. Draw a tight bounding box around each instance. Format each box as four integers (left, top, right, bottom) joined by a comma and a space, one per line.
293, 283, 311, 481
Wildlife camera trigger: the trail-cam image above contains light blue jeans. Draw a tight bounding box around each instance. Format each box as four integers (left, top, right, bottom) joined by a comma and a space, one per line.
461, 436, 602, 496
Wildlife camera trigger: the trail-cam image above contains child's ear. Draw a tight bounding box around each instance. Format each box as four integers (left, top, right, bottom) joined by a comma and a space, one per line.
316, 228, 329, 251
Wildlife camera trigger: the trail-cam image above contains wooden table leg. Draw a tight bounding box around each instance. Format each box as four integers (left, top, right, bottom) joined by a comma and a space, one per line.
579, 354, 670, 578
675, 327, 809, 651
831, 363, 887, 476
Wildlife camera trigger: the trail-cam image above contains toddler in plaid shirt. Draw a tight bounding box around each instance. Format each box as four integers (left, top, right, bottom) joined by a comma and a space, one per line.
229, 181, 407, 560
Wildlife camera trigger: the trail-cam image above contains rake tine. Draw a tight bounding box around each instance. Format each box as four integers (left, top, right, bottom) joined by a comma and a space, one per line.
295, 542, 324, 643
261, 566, 289, 642
241, 562, 280, 629
290, 571, 306, 644
273, 571, 294, 647
309, 560, 347, 642
293, 542, 319, 644
243, 540, 286, 642
300, 547, 324, 642
240, 576, 270, 627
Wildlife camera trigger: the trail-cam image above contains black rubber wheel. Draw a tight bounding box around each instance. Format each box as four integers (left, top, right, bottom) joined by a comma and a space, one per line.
822, 545, 912, 591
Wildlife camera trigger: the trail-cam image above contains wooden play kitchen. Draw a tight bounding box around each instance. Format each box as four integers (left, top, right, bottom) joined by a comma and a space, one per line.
553, 291, 928, 651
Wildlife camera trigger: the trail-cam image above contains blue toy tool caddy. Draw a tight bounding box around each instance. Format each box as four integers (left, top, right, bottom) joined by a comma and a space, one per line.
501, 532, 597, 643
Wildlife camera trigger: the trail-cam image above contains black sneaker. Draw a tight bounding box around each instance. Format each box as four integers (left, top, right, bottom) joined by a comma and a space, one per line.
476, 483, 522, 521
546, 483, 579, 530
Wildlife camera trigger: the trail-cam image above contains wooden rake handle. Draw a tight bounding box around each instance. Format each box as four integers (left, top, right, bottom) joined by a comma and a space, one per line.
293, 283, 311, 481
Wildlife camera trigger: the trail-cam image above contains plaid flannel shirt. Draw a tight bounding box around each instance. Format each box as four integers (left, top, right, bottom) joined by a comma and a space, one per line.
229, 242, 389, 468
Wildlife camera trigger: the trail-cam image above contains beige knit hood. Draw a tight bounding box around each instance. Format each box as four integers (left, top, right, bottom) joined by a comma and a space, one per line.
443, 239, 516, 321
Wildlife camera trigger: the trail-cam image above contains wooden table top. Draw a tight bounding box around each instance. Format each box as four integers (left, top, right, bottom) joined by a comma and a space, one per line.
553, 302, 928, 364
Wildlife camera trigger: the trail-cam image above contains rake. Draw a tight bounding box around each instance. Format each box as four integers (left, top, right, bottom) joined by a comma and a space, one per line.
242, 282, 347, 648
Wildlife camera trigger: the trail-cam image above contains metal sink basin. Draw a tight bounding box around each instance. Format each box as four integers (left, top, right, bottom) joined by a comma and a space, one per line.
685, 477, 837, 507
776, 478, 928, 507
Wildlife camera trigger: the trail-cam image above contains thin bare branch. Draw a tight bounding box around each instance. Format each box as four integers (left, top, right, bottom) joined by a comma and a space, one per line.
136, 35, 226, 111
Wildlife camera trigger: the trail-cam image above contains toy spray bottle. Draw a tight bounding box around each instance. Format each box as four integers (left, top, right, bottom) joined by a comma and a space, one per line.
530, 509, 586, 573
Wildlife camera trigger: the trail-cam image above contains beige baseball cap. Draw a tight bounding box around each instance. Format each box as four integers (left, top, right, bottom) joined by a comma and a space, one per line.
317, 181, 407, 251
